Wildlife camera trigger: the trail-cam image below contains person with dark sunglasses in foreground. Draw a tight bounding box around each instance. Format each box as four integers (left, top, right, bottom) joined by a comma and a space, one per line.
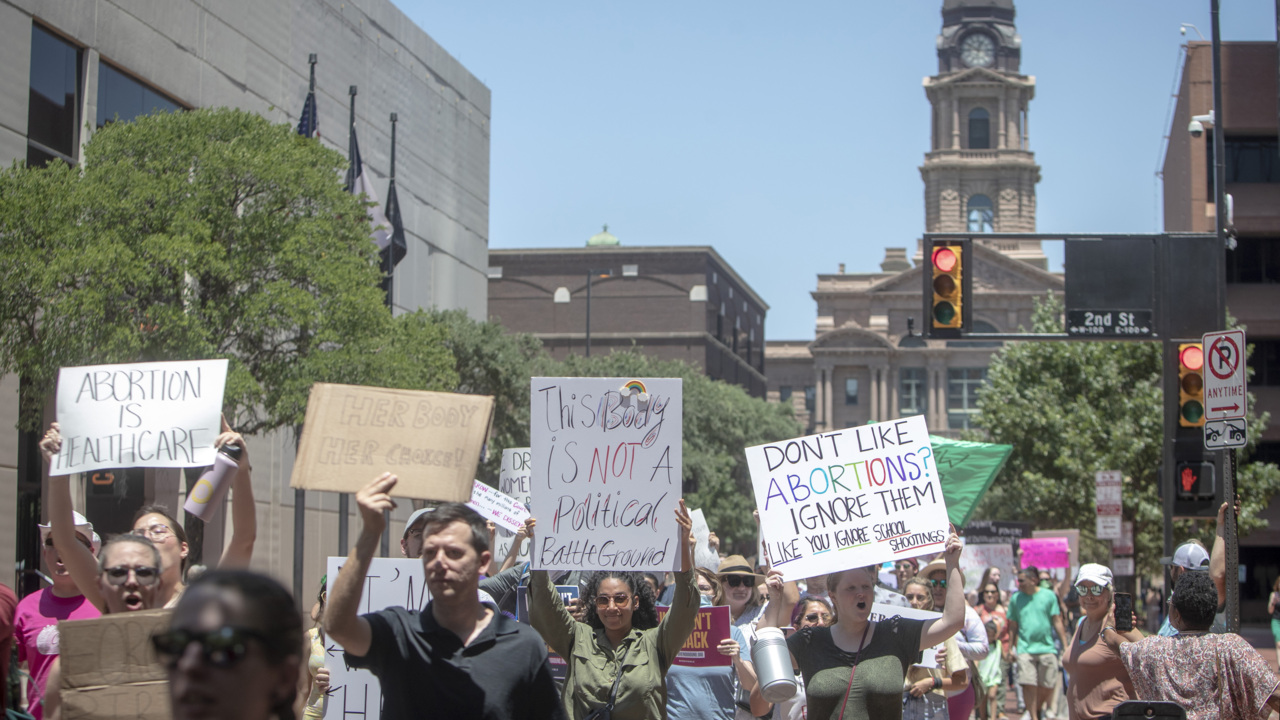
156, 569, 303, 720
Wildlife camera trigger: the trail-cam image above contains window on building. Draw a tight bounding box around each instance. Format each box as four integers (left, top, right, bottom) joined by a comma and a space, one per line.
1209, 136, 1280, 184
804, 386, 816, 413
622, 264, 638, 277
968, 108, 990, 149
28, 24, 82, 166
1249, 440, 1280, 465
97, 61, 182, 128
779, 386, 793, 403
844, 378, 859, 405
947, 368, 987, 430
967, 194, 994, 233
1226, 238, 1280, 283
899, 368, 927, 416
553, 287, 571, 303
1247, 338, 1280, 386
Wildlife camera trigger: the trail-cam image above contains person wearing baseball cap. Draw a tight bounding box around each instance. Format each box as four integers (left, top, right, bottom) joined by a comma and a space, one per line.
1155, 499, 1233, 637
400, 507, 434, 559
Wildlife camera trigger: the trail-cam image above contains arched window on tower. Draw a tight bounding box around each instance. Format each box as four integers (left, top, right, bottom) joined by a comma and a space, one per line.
967, 194, 994, 233
968, 108, 990, 149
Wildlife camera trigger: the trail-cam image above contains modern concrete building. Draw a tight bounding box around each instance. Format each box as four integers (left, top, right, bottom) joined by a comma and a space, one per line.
1162, 40, 1280, 620
1, 0, 490, 597
766, 0, 1060, 438
488, 230, 769, 398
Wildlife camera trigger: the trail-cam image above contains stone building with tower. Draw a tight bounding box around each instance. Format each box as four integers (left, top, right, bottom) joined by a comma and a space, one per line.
766, 0, 1061, 437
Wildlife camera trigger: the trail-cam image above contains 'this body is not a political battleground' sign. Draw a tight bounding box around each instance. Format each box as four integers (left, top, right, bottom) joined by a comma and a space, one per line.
747, 415, 949, 581
529, 377, 682, 572
53, 359, 228, 476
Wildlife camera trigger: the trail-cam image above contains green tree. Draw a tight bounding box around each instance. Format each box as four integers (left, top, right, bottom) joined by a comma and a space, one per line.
0, 108, 455, 433
549, 350, 802, 552
972, 294, 1280, 577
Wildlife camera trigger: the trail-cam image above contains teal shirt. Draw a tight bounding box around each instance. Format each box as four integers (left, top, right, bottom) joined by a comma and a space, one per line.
1008, 588, 1060, 655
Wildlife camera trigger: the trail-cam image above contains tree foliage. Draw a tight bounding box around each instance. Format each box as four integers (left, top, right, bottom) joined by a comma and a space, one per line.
0, 108, 455, 432
972, 294, 1280, 577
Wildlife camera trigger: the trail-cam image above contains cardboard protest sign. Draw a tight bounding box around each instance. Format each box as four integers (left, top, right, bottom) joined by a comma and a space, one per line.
516, 584, 579, 681
529, 377, 683, 572
53, 359, 228, 476
59, 609, 172, 720
657, 605, 732, 667
747, 416, 948, 581
689, 509, 721, 572
493, 448, 533, 565
960, 543, 1016, 593
292, 384, 494, 501
468, 480, 531, 533
869, 603, 942, 668
1019, 537, 1069, 569
325, 557, 433, 720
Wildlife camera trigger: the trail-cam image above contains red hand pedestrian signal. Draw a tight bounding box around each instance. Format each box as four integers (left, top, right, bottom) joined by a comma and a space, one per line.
1180, 465, 1196, 493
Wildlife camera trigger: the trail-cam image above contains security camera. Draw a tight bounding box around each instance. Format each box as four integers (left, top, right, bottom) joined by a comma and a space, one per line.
1188, 111, 1214, 138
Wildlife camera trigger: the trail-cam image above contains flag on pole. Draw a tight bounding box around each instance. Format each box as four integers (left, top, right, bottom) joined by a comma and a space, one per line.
297, 88, 317, 138
382, 178, 407, 267
345, 124, 394, 258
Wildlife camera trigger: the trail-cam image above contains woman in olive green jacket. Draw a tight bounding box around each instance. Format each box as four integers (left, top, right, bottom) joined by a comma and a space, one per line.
530, 500, 699, 720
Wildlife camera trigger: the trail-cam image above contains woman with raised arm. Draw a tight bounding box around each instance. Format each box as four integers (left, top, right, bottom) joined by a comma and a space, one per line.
758, 525, 966, 720
529, 501, 700, 720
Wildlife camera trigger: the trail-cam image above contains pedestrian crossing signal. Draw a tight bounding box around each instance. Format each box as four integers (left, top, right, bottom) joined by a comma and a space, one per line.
1178, 343, 1205, 427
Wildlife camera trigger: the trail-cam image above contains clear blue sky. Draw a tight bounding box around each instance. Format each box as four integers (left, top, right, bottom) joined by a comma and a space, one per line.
393, 1, 1276, 341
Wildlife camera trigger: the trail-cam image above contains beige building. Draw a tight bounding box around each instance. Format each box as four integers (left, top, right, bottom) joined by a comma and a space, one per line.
767, 0, 1061, 437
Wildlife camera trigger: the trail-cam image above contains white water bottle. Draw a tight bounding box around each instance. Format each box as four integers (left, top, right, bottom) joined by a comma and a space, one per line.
752, 627, 798, 702
184, 444, 242, 521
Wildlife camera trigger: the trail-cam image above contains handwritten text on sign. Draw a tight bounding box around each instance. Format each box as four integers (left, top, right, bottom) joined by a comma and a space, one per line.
468, 480, 530, 533
53, 359, 228, 475
1019, 537, 1069, 569
493, 448, 533, 564
530, 377, 683, 572
657, 605, 732, 667
747, 416, 948, 581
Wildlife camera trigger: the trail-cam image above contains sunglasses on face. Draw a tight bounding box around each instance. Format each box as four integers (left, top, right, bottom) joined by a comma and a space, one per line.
594, 593, 633, 608
135, 524, 173, 541
723, 575, 752, 588
803, 612, 831, 623
1074, 584, 1110, 596
103, 565, 160, 586
152, 627, 268, 669
928, 578, 947, 588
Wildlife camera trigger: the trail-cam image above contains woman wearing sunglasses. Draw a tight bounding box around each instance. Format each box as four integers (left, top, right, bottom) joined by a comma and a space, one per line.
1061, 564, 1141, 720
900, 577, 968, 720
156, 569, 303, 720
922, 558, 987, 720
975, 582, 1010, 720
529, 500, 698, 720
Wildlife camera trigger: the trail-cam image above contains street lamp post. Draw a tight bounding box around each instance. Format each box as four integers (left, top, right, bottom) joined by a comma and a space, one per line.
585, 269, 611, 357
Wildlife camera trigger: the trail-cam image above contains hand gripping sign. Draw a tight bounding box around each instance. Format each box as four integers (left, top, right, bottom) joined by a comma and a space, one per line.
747, 415, 949, 582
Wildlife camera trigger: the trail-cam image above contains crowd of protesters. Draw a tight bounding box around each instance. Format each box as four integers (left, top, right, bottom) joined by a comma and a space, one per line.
2, 423, 1280, 720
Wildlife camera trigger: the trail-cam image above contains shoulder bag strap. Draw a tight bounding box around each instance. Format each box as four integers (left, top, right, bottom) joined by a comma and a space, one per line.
602, 641, 632, 714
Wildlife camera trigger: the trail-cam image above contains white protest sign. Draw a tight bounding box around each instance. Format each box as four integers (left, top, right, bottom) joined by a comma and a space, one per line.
747, 416, 948, 582
690, 509, 720, 572
53, 359, 228, 475
530, 377, 682, 572
869, 603, 942, 668
959, 543, 1015, 593
493, 448, 533, 565
468, 480, 531, 533
325, 557, 431, 720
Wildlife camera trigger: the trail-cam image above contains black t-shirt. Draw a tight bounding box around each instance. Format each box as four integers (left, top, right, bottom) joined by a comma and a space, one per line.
787, 616, 925, 720
345, 602, 568, 720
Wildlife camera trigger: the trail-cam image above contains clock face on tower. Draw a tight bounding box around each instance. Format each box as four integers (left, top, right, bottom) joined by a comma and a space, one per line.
960, 33, 995, 68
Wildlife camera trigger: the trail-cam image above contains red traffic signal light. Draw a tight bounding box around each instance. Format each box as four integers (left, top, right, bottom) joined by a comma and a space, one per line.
930, 244, 963, 330
1178, 343, 1205, 427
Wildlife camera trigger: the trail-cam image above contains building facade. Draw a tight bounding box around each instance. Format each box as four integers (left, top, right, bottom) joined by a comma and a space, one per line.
1, 0, 490, 597
488, 234, 769, 398
1162, 40, 1280, 619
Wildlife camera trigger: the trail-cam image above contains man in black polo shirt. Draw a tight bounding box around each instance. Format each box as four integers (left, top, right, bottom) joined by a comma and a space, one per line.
326, 473, 567, 720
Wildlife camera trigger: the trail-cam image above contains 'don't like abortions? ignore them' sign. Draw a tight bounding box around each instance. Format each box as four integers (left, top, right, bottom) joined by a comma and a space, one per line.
53, 359, 228, 476
747, 415, 949, 581
529, 377, 682, 572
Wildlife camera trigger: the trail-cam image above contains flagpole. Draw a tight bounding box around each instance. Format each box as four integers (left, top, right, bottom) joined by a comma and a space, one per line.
338, 84, 357, 558
308, 53, 316, 94
385, 113, 397, 311
294, 51, 317, 605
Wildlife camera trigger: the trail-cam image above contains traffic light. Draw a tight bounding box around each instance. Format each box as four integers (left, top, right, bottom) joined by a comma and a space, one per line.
1178, 343, 1205, 427
924, 238, 970, 338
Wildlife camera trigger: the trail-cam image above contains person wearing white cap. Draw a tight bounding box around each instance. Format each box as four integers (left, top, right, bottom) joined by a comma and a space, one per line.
1156, 499, 1233, 637
12, 511, 102, 719
400, 506, 434, 559
1061, 563, 1141, 720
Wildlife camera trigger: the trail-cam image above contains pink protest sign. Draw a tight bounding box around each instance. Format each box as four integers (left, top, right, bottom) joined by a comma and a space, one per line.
657, 605, 732, 667
1019, 537, 1069, 569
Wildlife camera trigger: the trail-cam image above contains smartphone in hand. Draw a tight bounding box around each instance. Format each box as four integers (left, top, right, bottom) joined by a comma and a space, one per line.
1114, 592, 1134, 632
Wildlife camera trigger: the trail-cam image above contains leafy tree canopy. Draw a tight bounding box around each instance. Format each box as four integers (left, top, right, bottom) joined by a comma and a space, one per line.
972, 294, 1280, 578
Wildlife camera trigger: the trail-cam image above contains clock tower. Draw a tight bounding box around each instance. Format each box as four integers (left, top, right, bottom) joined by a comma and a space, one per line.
920, 0, 1045, 268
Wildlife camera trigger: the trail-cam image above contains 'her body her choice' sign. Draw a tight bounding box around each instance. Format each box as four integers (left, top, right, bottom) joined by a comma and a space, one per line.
52, 359, 228, 476
59, 609, 172, 720
493, 448, 533, 565
1019, 537, 1069, 569
529, 377, 682, 572
747, 415, 948, 581
291, 383, 494, 501
325, 557, 433, 720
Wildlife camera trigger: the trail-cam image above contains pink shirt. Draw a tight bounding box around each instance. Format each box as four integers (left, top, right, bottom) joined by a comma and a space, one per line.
13, 588, 101, 720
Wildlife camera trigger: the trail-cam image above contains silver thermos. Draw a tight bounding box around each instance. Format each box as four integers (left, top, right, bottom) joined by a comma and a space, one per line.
751, 627, 797, 702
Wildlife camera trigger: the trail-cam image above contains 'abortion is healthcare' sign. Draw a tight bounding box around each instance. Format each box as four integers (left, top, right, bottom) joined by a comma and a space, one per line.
747, 415, 949, 582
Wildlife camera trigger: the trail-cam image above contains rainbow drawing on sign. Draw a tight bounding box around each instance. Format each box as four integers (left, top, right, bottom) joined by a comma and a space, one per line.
623, 380, 647, 395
